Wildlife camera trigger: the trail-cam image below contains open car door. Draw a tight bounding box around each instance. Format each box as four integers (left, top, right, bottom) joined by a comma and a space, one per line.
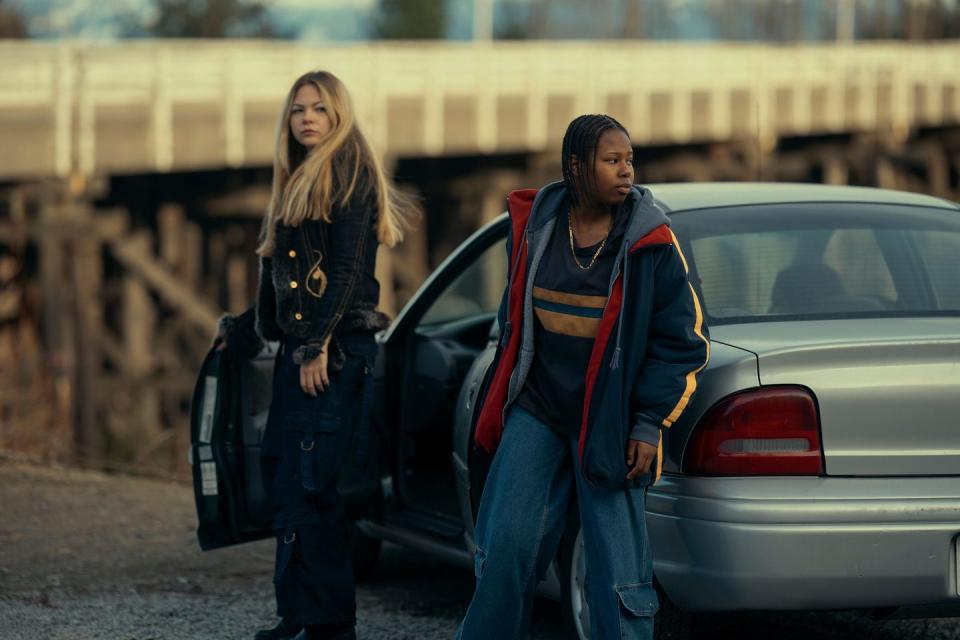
377, 217, 508, 539
189, 346, 275, 550
190, 338, 388, 551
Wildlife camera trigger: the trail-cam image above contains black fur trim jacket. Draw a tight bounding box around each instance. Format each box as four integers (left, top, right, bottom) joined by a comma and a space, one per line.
219, 188, 389, 369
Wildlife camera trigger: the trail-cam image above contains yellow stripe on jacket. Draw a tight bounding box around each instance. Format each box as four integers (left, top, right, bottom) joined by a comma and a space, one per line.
661, 230, 711, 428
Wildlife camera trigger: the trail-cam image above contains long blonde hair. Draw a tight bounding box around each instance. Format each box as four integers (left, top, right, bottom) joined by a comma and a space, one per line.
257, 70, 419, 257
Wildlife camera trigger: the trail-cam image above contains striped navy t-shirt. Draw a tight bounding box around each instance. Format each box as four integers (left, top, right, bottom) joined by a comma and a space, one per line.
516, 200, 629, 437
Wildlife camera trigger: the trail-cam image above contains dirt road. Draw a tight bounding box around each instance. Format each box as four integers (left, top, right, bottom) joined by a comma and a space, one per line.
0, 456, 557, 640
1, 456, 958, 640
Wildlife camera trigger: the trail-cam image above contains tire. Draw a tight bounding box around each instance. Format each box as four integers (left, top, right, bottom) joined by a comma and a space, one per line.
351, 524, 382, 582
653, 580, 693, 640
558, 514, 693, 640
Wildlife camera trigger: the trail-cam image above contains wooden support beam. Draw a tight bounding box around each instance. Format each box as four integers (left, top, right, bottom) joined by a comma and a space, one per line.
823, 155, 849, 185
71, 227, 103, 464
158, 203, 185, 270
226, 252, 248, 315
183, 220, 203, 292
122, 232, 156, 376
376, 245, 395, 316
924, 141, 950, 198
109, 233, 224, 332
120, 231, 163, 455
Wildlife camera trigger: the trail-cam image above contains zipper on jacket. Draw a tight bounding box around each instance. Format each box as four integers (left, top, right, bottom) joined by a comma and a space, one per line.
610, 239, 629, 370
499, 205, 527, 349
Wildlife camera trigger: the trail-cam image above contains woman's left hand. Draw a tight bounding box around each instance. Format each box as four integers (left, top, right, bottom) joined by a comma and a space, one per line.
300, 349, 330, 396
626, 439, 657, 480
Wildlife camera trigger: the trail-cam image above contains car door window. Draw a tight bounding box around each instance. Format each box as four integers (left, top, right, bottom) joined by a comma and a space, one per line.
420, 238, 507, 326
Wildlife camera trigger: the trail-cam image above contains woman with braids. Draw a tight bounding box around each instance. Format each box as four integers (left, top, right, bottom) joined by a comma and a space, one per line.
214, 70, 418, 640
457, 115, 710, 639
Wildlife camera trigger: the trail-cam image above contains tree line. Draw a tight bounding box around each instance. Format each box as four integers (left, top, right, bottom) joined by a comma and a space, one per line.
0, 0, 958, 42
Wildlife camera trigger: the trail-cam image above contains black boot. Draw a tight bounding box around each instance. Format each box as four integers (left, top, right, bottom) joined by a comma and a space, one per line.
300, 624, 356, 640
254, 618, 303, 640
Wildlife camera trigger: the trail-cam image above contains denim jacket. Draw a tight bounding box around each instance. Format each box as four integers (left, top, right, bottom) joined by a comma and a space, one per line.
220, 187, 388, 369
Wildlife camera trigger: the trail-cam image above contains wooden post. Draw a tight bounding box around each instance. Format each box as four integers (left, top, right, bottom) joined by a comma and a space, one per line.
376, 245, 395, 317
38, 207, 65, 367
122, 230, 162, 454
876, 156, 898, 189
158, 203, 185, 272
71, 205, 104, 465
924, 141, 949, 198
38, 198, 77, 461
183, 220, 203, 292
823, 155, 849, 185
206, 231, 227, 306
227, 252, 248, 315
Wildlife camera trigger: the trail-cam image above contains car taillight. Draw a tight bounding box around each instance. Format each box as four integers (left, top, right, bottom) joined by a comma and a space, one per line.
683, 386, 823, 476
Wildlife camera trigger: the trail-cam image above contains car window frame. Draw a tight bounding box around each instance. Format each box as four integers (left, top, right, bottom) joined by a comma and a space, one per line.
384, 214, 509, 342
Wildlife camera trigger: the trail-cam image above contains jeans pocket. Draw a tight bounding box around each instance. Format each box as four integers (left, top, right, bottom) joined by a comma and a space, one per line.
614, 582, 659, 640
286, 411, 341, 496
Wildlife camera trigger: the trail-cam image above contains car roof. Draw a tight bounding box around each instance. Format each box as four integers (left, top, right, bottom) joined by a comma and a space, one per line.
647, 182, 959, 212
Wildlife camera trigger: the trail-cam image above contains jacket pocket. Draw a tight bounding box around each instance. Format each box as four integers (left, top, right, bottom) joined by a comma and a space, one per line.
615, 582, 659, 639
286, 410, 342, 496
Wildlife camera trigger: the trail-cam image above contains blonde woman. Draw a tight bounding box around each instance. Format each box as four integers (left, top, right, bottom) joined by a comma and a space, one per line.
216, 70, 418, 640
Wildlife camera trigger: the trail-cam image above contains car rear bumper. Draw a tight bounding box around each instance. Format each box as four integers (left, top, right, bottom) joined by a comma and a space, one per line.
647, 475, 960, 612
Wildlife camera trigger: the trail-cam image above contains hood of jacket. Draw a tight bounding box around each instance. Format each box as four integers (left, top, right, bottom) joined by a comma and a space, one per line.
523, 180, 671, 257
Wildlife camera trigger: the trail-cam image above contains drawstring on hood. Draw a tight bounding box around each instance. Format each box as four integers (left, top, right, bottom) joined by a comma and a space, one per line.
610, 237, 629, 370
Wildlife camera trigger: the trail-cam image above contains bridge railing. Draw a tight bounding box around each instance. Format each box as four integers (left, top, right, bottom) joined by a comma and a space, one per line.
0, 40, 958, 179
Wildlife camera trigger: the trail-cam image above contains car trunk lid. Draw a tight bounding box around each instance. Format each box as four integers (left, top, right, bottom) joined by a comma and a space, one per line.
710, 318, 960, 477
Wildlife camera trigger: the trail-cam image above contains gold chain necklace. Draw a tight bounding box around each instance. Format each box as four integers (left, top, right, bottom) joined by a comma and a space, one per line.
567, 210, 611, 271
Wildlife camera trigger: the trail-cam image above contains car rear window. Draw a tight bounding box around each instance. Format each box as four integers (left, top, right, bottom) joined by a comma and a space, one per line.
669, 202, 960, 324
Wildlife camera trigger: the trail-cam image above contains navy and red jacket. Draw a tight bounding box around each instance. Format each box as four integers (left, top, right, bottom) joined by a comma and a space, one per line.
474, 182, 710, 489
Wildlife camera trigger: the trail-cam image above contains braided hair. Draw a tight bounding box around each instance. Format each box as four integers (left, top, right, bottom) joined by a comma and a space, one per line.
561, 114, 630, 210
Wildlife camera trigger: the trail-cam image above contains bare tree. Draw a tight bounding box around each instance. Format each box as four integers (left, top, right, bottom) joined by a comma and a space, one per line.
372, 0, 446, 39
147, 0, 276, 38
0, 0, 27, 38
622, 0, 644, 38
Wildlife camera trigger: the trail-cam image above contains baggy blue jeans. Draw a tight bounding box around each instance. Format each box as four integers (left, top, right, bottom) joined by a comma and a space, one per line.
457, 405, 658, 640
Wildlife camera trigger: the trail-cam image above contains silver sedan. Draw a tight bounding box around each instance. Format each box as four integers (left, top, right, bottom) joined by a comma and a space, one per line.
448, 183, 960, 638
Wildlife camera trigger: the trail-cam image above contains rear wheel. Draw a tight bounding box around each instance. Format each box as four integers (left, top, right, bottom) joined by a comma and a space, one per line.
558, 516, 693, 640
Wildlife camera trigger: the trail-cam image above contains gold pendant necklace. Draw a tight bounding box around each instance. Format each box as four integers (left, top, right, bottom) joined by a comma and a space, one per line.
568, 210, 611, 271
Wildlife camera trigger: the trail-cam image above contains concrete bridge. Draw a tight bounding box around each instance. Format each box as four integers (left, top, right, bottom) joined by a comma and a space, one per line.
2, 40, 959, 179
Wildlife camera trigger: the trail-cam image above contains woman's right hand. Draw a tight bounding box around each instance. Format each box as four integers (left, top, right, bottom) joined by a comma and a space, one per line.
212, 332, 228, 351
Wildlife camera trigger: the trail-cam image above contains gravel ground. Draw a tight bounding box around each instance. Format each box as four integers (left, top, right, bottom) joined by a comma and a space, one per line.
1, 456, 959, 640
